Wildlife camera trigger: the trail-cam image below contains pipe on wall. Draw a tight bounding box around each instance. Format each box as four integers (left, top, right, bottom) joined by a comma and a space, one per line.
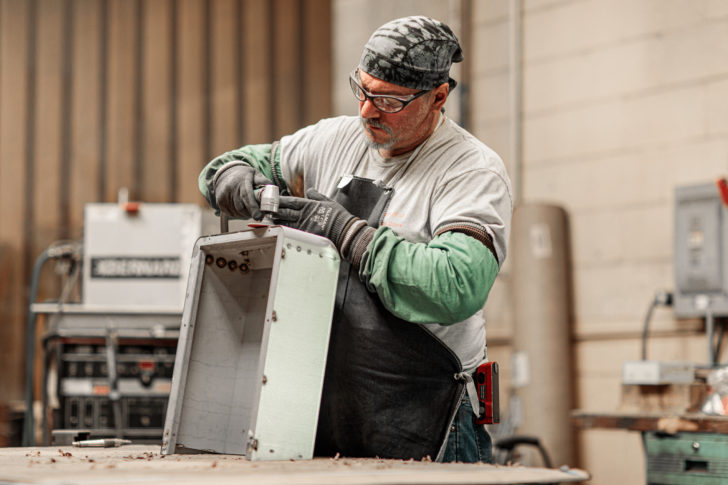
509, 204, 575, 467
508, 0, 523, 205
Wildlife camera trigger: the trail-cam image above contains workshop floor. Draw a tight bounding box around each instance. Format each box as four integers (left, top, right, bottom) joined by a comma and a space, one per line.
0, 445, 589, 484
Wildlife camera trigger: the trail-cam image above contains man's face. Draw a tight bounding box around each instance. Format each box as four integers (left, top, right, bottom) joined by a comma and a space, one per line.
357, 71, 441, 156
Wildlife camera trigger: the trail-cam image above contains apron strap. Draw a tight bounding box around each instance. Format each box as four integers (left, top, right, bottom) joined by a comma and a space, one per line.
455, 372, 481, 418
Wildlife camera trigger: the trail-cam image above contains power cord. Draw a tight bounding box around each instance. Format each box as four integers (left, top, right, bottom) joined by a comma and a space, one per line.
641, 290, 674, 361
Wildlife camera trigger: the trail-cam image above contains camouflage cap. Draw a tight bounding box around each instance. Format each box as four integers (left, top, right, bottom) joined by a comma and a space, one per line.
359, 16, 463, 91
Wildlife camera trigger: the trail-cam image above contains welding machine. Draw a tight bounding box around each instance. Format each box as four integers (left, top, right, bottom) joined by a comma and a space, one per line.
25, 201, 206, 446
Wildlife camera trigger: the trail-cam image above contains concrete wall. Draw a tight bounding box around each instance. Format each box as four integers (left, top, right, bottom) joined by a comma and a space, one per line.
335, 0, 728, 483
472, 1, 728, 484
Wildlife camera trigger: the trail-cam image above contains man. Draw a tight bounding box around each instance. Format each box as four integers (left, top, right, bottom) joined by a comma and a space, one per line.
199, 16, 512, 463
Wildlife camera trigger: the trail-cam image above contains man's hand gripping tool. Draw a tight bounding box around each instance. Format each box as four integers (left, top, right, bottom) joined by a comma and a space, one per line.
220, 184, 280, 232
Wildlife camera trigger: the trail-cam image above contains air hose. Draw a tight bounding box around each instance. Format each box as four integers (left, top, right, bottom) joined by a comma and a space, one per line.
22, 241, 81, 446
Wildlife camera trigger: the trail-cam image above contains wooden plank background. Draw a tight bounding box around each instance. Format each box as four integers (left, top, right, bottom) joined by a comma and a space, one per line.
0, 0, 332, 404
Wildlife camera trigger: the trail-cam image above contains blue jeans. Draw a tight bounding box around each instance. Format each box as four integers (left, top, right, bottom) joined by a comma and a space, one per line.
442, 396, 493, 463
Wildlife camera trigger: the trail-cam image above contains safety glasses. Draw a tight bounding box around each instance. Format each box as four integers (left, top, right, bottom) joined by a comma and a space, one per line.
349, 70, 429, 114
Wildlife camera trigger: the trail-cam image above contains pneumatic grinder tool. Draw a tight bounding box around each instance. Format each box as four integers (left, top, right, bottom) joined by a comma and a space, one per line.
219, 184, 280, 233
250, 184, 280, 227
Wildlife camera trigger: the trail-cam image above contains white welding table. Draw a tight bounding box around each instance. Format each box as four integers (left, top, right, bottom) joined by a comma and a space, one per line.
0, 445, 589, 484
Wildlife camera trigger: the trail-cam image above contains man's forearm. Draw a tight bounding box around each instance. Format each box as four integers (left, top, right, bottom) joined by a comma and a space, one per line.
198, 143, 286, 207
359, 228, 499, 325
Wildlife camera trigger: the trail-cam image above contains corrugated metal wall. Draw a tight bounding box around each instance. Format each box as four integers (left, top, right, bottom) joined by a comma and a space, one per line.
0, 0, 331, 402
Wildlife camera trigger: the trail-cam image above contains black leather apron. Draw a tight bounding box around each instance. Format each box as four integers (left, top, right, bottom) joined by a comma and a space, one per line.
313, 176, 465, 460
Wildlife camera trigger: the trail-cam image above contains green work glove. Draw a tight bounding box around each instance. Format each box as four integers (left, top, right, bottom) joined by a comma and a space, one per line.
276, 188, 375, 264
213, 163, 273, 220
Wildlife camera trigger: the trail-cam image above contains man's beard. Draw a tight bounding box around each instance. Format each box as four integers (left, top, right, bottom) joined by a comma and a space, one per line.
360, 117, 397, 150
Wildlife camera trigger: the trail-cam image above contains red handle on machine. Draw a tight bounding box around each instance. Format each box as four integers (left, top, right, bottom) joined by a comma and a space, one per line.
717, 178, 728, 207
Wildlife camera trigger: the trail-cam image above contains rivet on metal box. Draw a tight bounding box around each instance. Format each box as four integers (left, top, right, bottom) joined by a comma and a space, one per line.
161, 189, 340, 460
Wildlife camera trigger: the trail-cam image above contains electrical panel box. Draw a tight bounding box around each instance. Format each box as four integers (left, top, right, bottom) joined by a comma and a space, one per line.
674, 183, 728, 318
83, 203, 202, 311
161, 226, 339, 461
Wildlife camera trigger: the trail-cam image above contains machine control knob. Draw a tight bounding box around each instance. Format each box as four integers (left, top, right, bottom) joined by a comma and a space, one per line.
692, 441, 700, 451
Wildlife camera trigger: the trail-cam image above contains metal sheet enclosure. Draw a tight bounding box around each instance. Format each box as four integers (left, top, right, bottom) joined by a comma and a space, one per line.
161, 226, 340, 461
83, 203, 203, 311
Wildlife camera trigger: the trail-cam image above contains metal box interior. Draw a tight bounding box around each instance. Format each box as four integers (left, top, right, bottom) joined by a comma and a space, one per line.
162, 227, 339, 460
